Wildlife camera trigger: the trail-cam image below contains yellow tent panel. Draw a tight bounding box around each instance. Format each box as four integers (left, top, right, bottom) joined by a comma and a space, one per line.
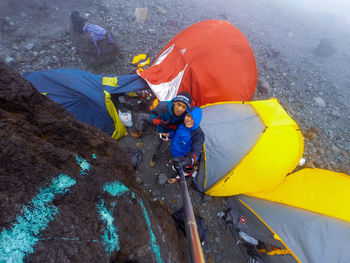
249, 168, 350, 222
104, 91, 127, 140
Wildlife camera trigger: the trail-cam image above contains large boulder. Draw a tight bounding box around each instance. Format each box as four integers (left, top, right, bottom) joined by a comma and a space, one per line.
314, 38, 336, 58
0, 62, 185, 262
70, 12, 119, 67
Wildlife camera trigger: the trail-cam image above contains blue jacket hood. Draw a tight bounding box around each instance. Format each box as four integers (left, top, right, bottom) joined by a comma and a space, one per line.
187, 106, 202, 130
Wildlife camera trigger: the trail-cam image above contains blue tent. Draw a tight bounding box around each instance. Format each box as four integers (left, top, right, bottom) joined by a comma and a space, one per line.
24, 68, 149, 139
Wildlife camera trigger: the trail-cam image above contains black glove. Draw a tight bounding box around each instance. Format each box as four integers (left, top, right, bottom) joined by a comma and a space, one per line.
172, 156, 192, 167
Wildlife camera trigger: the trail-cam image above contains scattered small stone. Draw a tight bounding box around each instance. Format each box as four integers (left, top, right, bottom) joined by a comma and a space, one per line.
314, 97, 326, 107
25, 43, 34, 50
136, 141, 144, 148
135, 7, 148, 23
304, 161, 315, 168
331, 145, 341, 154
156, 6, 167, 15
5, 56, 14, 63
16, 56, 26, 62
157, 173, 168, 185
135, 176, 143, 184
217, 212, 225, 218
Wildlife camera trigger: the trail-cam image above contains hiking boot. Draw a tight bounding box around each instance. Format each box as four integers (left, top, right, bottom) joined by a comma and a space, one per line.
130, 131, 143, 138
149, 154, 158, 167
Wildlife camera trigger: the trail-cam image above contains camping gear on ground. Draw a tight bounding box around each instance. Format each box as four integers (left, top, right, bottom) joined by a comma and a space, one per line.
138, 20, 258, 105
70, 15, 118, 67
82, 23, 114, 54
225, 168, 350, 263
118, 110, 133, 127
176, 165, 205, 262
24, 68, 148, 139
192, 98, 304, 196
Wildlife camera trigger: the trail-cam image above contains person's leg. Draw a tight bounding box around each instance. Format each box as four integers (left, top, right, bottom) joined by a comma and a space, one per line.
130, 113, 151, 138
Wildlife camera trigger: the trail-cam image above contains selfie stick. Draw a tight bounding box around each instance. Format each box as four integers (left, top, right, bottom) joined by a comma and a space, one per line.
178, 165, 205, 263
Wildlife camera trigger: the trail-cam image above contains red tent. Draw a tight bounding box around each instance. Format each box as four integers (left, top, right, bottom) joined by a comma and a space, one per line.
138, 20, 257, 106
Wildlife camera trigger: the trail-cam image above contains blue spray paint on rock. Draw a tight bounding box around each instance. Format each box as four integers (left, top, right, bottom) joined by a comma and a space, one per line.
139, 199, 163, 263
0, 174, 76, 263
103, 181, 129, 196
96, 180, 130, 255
97, 180, 162, 261
96, 199, 120, 255
75, 154, 91, 176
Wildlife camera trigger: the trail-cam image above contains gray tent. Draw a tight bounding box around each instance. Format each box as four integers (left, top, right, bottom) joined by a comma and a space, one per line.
226, 195, 350, 263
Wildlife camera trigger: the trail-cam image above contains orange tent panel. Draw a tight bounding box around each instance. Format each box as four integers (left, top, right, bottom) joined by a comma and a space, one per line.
139, 20, 257, 105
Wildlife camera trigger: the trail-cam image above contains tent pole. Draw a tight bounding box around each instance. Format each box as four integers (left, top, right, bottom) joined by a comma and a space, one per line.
178, 166, 205, 263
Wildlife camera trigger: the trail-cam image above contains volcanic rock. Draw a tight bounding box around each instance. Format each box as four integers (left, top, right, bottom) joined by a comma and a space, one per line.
0, 62, 185, 262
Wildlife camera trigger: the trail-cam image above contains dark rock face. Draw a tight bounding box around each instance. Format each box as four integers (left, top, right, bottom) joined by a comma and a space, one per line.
0, 62, 184, 262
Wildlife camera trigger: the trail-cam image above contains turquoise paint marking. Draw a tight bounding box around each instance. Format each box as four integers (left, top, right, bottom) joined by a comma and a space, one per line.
0, 174, 76, 263
139, 199, 163, 263
92, 153, 97, 159
96, 199, 120, 254
103, 181, 129, 197
75, 154, 91, 176
131, 193, 135, 199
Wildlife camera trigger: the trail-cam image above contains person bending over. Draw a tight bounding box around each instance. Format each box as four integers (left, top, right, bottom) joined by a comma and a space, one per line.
130, 92, 192, 167
167, 106, 205, 184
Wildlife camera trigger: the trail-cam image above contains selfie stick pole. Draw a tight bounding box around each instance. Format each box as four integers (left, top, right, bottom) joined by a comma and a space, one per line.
178, 165, 205, 263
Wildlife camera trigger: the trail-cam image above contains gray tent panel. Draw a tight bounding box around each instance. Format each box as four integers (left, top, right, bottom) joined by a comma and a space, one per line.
226, 197, 285, 249
240, 196, 350, 263
200, 104, 265, 190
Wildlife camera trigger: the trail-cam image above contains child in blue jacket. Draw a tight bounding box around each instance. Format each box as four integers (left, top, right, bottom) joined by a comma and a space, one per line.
168, 106, 205, 184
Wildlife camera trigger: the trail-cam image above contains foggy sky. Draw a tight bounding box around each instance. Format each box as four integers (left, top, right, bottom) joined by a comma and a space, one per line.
288, 0, 350, 17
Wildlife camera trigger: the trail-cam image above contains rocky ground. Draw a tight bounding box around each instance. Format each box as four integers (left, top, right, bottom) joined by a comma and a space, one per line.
1, 0, 349, 262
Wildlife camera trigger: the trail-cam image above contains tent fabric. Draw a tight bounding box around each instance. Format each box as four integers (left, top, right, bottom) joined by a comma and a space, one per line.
249, 168, 350, 223
194, 99, 303, 196
139, 20, 257, 106
238, 195, 350, 263
24, 68, 148, 138
226, 196, 285, 249
104, 91, 126, 139
200, 103, 265, 190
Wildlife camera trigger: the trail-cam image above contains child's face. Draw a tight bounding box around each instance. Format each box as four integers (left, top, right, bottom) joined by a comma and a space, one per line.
184, 113, 194, 128
173, 101, 187, 116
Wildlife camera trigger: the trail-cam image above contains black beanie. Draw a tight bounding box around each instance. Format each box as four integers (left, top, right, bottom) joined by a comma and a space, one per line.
174, 91, 192, 107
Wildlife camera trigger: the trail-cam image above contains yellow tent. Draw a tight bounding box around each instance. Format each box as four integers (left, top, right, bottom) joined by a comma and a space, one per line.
193, 99, 304, 196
